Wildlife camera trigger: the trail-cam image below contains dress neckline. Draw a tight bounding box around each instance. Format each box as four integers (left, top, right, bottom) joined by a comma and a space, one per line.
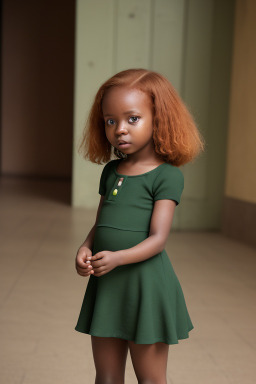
114, 159, 167, 178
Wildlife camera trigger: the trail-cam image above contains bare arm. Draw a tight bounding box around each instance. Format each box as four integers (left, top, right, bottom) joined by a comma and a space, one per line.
75, 195, 105, 277
116, 199, 177, 266
79, 195, 105, 250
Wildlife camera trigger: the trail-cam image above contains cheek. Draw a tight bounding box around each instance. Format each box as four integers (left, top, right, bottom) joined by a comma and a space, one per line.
138, 119, 153, 137
105, 128, 113, 142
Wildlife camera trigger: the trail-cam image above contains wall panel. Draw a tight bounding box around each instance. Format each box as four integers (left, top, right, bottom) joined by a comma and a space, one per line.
72, 0, 235, 230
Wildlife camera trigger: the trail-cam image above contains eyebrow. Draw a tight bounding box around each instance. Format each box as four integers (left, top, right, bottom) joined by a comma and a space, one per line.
103, 110, 140, 117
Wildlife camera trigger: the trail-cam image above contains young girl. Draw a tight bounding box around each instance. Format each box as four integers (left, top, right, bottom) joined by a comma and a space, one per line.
75, 68, 205, 384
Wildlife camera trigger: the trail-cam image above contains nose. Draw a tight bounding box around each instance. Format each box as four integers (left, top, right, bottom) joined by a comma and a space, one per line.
115, 121, 128, 136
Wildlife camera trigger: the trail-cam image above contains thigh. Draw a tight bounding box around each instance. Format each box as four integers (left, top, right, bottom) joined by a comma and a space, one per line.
128, 340, 169, 384
91, 336, 129, 384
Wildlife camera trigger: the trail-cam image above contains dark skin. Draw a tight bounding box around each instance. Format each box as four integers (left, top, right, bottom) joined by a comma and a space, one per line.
75, 86, 176, 384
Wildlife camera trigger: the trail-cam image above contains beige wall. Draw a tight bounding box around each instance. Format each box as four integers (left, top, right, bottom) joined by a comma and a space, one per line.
225, 0, 256, 203
1, 0, 75, 178
72, 0, 235, 231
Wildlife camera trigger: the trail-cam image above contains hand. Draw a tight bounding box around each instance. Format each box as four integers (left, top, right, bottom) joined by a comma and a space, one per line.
75, 245, 94, 277
90, 250, 120, 277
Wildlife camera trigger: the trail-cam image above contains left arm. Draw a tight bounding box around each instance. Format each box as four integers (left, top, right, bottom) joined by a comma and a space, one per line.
116, 199, 176, 265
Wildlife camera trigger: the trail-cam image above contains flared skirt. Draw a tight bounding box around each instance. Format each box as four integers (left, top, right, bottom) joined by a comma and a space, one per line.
75, 226, 194, 345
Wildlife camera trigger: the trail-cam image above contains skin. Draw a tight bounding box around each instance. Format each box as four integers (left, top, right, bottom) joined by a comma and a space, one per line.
103, 86, 163, 171
75, 86, 176, 383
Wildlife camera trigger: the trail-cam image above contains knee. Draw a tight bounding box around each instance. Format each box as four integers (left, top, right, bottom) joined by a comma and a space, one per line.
95, 374, 124, 384
138, 379, 167, 384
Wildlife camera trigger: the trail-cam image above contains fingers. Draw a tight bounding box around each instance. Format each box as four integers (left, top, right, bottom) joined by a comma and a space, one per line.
76, 256, 90, 268
77, 267, 94, 277
90, 252, 103, 261
76, 259, 90, 270
93, 267, 106, 277
75, 251, 105, 277
77, 263, 106, 277
75, 248, 95, 277
76, 261, 94, 277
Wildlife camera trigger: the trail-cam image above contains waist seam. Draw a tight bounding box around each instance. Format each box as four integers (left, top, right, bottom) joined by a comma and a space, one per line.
96, 224, 149, 233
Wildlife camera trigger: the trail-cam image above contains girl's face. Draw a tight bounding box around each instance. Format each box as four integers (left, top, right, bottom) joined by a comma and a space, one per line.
102, 86, 155, 158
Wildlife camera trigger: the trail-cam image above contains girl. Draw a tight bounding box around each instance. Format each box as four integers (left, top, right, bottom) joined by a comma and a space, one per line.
75, 68, 205, 384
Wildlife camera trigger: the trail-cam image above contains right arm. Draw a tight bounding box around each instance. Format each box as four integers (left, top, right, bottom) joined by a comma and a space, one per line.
75, 195, 105, 277
79, 195, 105, 250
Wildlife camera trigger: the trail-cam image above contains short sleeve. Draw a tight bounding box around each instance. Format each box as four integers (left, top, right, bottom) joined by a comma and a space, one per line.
153, 166, 184, 205
98, 160, 114, 196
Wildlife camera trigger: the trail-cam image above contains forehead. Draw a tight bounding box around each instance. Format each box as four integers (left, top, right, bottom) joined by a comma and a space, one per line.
102, 86, 152, 112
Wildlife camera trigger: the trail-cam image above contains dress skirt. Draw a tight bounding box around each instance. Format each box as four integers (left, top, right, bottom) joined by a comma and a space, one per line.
75, 226, 194, 345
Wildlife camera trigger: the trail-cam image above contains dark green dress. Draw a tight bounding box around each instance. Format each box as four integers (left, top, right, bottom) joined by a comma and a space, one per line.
75, 159, 194, 344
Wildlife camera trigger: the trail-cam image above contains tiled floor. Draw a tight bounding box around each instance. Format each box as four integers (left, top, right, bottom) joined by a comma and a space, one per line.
0, 176, 255, 384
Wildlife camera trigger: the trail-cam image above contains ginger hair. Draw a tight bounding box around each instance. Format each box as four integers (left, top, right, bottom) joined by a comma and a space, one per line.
77, 68, 205, 166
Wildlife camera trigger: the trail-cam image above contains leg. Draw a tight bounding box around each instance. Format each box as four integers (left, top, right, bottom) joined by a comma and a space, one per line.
91, 335, 129, 384
128, 340, 169, 384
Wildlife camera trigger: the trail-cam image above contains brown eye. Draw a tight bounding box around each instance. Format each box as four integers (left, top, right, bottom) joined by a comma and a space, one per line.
128, 116, 140, 123
106, 119, 115, 125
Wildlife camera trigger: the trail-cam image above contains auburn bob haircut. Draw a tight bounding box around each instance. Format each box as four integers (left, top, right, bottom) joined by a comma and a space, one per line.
78, 68, 205, 166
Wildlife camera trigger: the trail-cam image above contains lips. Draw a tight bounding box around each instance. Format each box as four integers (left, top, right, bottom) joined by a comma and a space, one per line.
117, 141, 131, 149
118, 140, 129, 144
